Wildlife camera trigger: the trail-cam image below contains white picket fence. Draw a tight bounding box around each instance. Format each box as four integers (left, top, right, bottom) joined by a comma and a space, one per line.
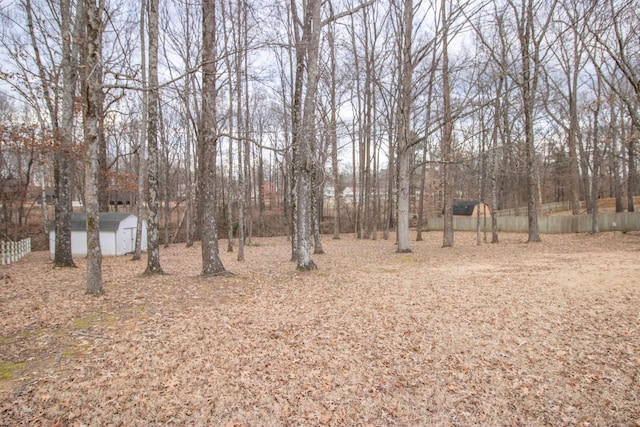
1, 238, 31, 265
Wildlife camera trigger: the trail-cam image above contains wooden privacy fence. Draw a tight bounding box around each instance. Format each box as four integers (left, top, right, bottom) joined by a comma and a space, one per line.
426, 212, 640, 234
1, 238, 32, 265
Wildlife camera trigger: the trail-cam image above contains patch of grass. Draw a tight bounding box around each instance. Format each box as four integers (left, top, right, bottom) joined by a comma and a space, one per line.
72, 313, 118, 329
397, 255, 422, 263
0, 361, 26, 381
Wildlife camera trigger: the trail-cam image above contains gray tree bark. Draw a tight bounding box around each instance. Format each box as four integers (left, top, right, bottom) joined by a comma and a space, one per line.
395, 0, 414, 253
328, 23, 341, 240
145, 0, 163, 274
82, 0, 103, 296
133, 0, 147, 261
441, 0, 454, 248
27, 0, 79, 268
294, 0, 321, 270
200, 0, 227, 276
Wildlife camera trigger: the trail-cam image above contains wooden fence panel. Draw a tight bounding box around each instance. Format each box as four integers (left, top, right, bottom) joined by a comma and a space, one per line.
424, 213, 640, 234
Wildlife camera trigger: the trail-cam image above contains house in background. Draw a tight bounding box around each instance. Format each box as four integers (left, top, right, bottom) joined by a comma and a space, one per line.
49, 212, 147, 257
452, 200, 491, 218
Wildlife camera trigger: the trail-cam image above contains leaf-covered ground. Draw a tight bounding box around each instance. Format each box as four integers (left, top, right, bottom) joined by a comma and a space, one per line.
1, 231, 639, 426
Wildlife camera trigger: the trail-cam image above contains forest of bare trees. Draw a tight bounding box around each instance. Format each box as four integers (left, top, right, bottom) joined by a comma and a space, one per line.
0, 0, 638, 287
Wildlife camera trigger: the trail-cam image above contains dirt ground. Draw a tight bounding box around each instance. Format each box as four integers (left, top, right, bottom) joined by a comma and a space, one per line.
1, 231, 639, 426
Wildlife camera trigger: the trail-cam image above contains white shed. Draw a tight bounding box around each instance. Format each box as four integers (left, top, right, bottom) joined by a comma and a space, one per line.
49, 212, 147, 257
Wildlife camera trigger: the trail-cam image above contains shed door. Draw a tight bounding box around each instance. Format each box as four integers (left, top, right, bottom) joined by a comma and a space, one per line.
122, 227, 136, 254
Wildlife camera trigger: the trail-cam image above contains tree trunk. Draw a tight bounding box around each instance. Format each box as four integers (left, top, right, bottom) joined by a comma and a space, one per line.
82, 0, 103, 296
610, 105, 623, 212
328, 23, 341, 240
490, 78, 503, 244
518, 0, 542, 242
628, 127, 637, 212
395, 0, 414, 253
442, 0, 454, 248
145, 0, 163, 274
566, 19, 583, 216
159, 104, 170, 248
416, 146, 427, 242
200, 0, 227, 276
50, 0, 79, 268
312, 168, 325, 254
132, 0, 147, 261
294, 0, 321, 270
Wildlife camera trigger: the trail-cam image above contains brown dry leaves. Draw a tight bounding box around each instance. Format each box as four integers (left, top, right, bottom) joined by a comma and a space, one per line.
1, 232, 640, 426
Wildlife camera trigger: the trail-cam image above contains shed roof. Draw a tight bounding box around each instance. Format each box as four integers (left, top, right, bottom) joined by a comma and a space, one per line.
49, 212, 134, 232
452, 200, 479, 216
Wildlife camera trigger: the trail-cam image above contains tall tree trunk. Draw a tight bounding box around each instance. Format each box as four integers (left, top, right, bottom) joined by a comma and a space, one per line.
347, 12, 363, 239
395, 0, 414, 253
442, 0, 454, 248
82, 0, 103, 296
243, 28, 253, 248
46, 0, 79, 267
518, 0, 543, 242
416, 145, 427, 241
236, 0, 246, 261
97, 91, 108, 212
628, 133, 637, 212
159, 104, 170, 248
221, 1, 235, 253
610, 104, 623, 212
590, 79, 603, 233
328, 24, 341, 240
132, 0, 147, 261
294, 0, 321, 270
145, 0, 163, 274
490, 75, 504, 244
566, 12, 583, 216
384, 113, 395, 241
312, 168, 324, 254
200, 0, 227, 276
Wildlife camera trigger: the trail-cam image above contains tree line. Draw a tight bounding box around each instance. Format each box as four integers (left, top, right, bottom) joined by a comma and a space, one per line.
0, 0, 638, 294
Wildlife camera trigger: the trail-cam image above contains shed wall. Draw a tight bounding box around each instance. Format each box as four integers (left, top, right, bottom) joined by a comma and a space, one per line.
48, 215, 147, 257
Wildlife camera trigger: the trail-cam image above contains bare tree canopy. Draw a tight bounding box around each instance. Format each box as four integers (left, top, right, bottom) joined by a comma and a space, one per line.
0, 0, 638, 277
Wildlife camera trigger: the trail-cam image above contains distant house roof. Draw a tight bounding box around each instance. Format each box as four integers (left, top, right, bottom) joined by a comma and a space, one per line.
109, 191, 135, 205
49, 212, 134, 232
453, 200, 479, 216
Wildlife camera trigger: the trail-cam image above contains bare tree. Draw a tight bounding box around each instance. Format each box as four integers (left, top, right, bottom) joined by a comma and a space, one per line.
144, 0, 163, 274
292, 0, 321, 269
586, 0, 639, 212
132, 0, 147, 261
325, 19, 341, 240
441, 0, 455, 248
82, 0, 103, 295
200, 0, 227, 276
548, 0, 589, 216
507, 0, 556, 242
588, 74, 604, 234
23, 0, 81, 267
395, 0, 415, 253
